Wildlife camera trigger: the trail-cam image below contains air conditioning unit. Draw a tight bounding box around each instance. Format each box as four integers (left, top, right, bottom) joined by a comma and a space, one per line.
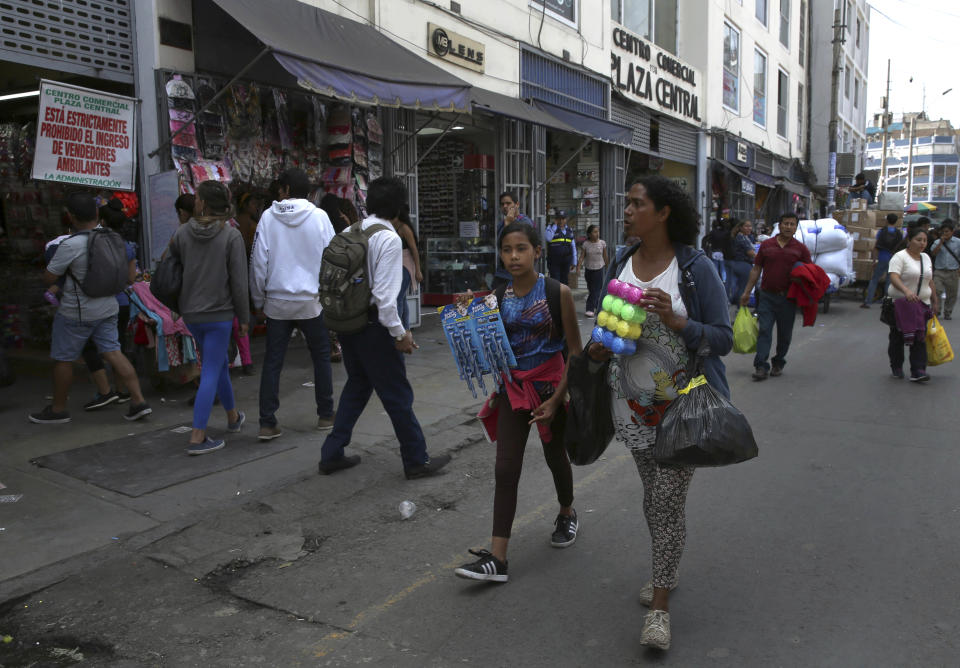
878, 191, 904, 210
836, 152, 856, 177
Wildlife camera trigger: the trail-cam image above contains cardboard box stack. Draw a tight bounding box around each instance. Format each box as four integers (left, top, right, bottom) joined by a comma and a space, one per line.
832, 209, 903, 281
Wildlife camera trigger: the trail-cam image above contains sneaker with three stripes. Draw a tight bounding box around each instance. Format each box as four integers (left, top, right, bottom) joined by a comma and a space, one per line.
453, 549, 508, 583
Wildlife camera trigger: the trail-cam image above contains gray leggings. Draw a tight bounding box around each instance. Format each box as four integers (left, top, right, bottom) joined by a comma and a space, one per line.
631, 448, 694, 589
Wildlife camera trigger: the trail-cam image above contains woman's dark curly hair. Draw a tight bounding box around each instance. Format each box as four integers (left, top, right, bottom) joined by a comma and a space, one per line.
633, 175, 700, 246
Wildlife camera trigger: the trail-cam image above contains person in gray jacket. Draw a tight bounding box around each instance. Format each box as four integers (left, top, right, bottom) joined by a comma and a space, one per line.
168, 180, 250, 455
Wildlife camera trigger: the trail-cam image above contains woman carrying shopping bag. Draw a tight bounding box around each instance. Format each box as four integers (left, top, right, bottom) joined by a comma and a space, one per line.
886, 226, 938, 381
587, 176, 732, 650
168, 180, 250, 454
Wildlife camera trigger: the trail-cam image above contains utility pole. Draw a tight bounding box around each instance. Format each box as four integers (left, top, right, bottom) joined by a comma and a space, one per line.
877, 59, 892, 198
906, 114, 915, 203
827, 5, 845, 212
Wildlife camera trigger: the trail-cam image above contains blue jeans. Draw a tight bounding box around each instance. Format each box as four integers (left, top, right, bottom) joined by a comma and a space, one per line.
320, 322, 428, 470
397, 267, 411, 331
585, 267, 605, 312
753, 291, 797, 371
186, 320, 235, 430
864, 258, 891, 304
726, 260, 753, 304
259, 314, 333, 427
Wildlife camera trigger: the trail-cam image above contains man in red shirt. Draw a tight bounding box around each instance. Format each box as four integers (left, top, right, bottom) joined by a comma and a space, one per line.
739, 212, 812, 380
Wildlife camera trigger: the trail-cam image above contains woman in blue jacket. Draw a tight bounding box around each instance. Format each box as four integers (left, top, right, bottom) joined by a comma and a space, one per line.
587, 176, 732, 651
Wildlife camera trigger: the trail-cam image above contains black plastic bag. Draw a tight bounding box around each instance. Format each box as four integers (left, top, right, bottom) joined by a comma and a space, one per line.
653, 375, 758, 467
564, 349, 615, 466
150, 251, 183, 313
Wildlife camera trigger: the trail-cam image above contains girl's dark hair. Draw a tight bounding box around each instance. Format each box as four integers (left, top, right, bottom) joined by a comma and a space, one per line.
175, 193, 195, 214
586, 224, 598, 236
99, 198, 127, 231
318, 193, 344, 232
633, 175, 699, 246
195, 180, 233, 218
498, 221, 541, 249
339, 199, 359, 225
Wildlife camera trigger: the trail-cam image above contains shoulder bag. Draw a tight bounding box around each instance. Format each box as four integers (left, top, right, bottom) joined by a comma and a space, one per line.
880, 254, 923, 326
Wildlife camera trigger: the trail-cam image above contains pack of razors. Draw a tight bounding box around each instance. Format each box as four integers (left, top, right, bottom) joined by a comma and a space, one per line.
439, 294, 517, 397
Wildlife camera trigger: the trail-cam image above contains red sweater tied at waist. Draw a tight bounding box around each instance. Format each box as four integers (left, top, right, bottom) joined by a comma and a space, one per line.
477, 351, 565, 444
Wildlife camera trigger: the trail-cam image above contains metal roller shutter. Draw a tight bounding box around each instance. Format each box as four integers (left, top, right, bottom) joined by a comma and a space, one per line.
611, 99, 698, 166
0, 0, 134, 82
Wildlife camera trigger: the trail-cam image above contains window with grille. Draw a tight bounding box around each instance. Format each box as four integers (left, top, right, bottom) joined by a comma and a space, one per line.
723, 22, 740, 112
754, 49, 767, 127
0, 0, 134, 81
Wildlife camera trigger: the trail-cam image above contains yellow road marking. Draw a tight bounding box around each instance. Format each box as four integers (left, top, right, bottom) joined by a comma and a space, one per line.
311, 452, 631, 658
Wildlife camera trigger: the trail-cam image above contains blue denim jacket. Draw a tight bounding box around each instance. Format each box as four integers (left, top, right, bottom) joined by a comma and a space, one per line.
602, 242, 733, 399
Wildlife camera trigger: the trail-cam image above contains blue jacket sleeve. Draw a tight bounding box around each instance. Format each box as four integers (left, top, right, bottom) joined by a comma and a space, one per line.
679, 255, 733, 357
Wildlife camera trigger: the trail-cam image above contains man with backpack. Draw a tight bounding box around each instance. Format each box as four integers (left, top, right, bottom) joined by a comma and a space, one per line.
30, 192, 151, 423
249, 168, 337, 440
318, 177, 450, 479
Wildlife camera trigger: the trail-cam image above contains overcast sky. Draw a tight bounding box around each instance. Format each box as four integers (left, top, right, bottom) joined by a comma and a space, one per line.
866, 0, 960, 126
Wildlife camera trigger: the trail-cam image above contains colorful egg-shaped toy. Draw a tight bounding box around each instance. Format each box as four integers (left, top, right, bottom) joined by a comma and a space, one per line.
620, 339, 637, 355
601, 330, 616, 349
626, 286, 645, 304
616, 320, 631, 338
628, 322, 643, 339
596, 311, 609, 327
611, 297, 625, 317
601, 294, 615, 312
605, 314, 620, 332
620, 303, 636, 322
633, 308, 647, 325
607, 279, 621, 297
591, 326, 606, 343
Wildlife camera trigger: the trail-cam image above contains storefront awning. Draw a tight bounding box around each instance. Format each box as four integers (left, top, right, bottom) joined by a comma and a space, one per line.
209, 0, 471, 112
711, 158, 748, 178
530, 100, 633, 146
777, 179, 811, 197
747, 168, 778, 188
471, 88, 580, 134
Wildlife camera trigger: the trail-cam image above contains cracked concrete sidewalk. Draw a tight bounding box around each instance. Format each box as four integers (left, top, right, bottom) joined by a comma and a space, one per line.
0, 312, 489, 602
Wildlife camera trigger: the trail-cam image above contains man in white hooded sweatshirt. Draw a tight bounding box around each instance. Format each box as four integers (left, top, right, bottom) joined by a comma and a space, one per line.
250, 168, 336, 440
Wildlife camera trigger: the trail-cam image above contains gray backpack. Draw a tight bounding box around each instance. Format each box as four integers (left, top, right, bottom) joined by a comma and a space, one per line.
319, 222, 389, 334
68, 228, 129, 298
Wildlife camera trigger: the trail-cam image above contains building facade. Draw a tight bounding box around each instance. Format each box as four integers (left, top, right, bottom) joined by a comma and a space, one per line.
865, 112, 959, 222
683, 0, 815, 227
809, 0, 871, 206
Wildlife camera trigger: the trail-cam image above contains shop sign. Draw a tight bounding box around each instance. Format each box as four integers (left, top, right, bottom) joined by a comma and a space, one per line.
428, 23, 484, 73
610, 26, 702, 125
742, 179, 756, 195
736, 142, 748, 164
32, 80, 137, 191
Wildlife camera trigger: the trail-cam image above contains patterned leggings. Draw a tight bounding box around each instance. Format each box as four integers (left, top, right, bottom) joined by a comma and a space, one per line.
631, 448, 695, 589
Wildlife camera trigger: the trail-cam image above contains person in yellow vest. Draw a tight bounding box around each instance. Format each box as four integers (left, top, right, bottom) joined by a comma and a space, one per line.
545, 210, 577, 286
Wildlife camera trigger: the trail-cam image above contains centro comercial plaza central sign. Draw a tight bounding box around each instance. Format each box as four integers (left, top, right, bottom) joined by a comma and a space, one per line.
610, 26, 702, 125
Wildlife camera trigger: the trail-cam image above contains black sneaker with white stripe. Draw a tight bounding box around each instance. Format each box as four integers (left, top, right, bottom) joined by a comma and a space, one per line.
550, 509, 578, 548
454, 549, 508, 583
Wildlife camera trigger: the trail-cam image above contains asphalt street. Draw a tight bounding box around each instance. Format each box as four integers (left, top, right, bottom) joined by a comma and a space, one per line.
1, 297, 958, 666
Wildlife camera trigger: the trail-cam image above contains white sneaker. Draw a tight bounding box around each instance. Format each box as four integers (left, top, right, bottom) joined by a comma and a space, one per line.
640, 609, 671, 650
638, 578, 678, 607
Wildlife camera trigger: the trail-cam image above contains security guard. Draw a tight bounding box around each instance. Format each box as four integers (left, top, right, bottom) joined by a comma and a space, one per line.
545, 210, 577, 286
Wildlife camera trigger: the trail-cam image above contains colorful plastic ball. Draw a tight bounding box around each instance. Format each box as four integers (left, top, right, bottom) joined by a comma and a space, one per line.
624, 286, 644, 304
596, 311, 609, 327
611, 297, 625, 316
627, 322, 643, 339
607, 279, 621, 297
601, 294, 615, 312
620, 303, 636, 322
591, 326, 606, 343
620, 339, 637, 355
616, 320, 631, 338
633, 308, 647, 325
605, 314, 620, 332
601, 330, 616, 349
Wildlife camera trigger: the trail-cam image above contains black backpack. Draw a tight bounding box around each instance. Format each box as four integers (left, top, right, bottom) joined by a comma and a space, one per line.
318, 222, 390, 334
67, 228, 129, 298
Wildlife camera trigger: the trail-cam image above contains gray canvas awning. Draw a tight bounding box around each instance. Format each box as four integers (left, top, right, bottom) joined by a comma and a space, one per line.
471, 88, 580, 134
529, 100, 633, 146
777, 179, 811, 197
208, 0, 471, 112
